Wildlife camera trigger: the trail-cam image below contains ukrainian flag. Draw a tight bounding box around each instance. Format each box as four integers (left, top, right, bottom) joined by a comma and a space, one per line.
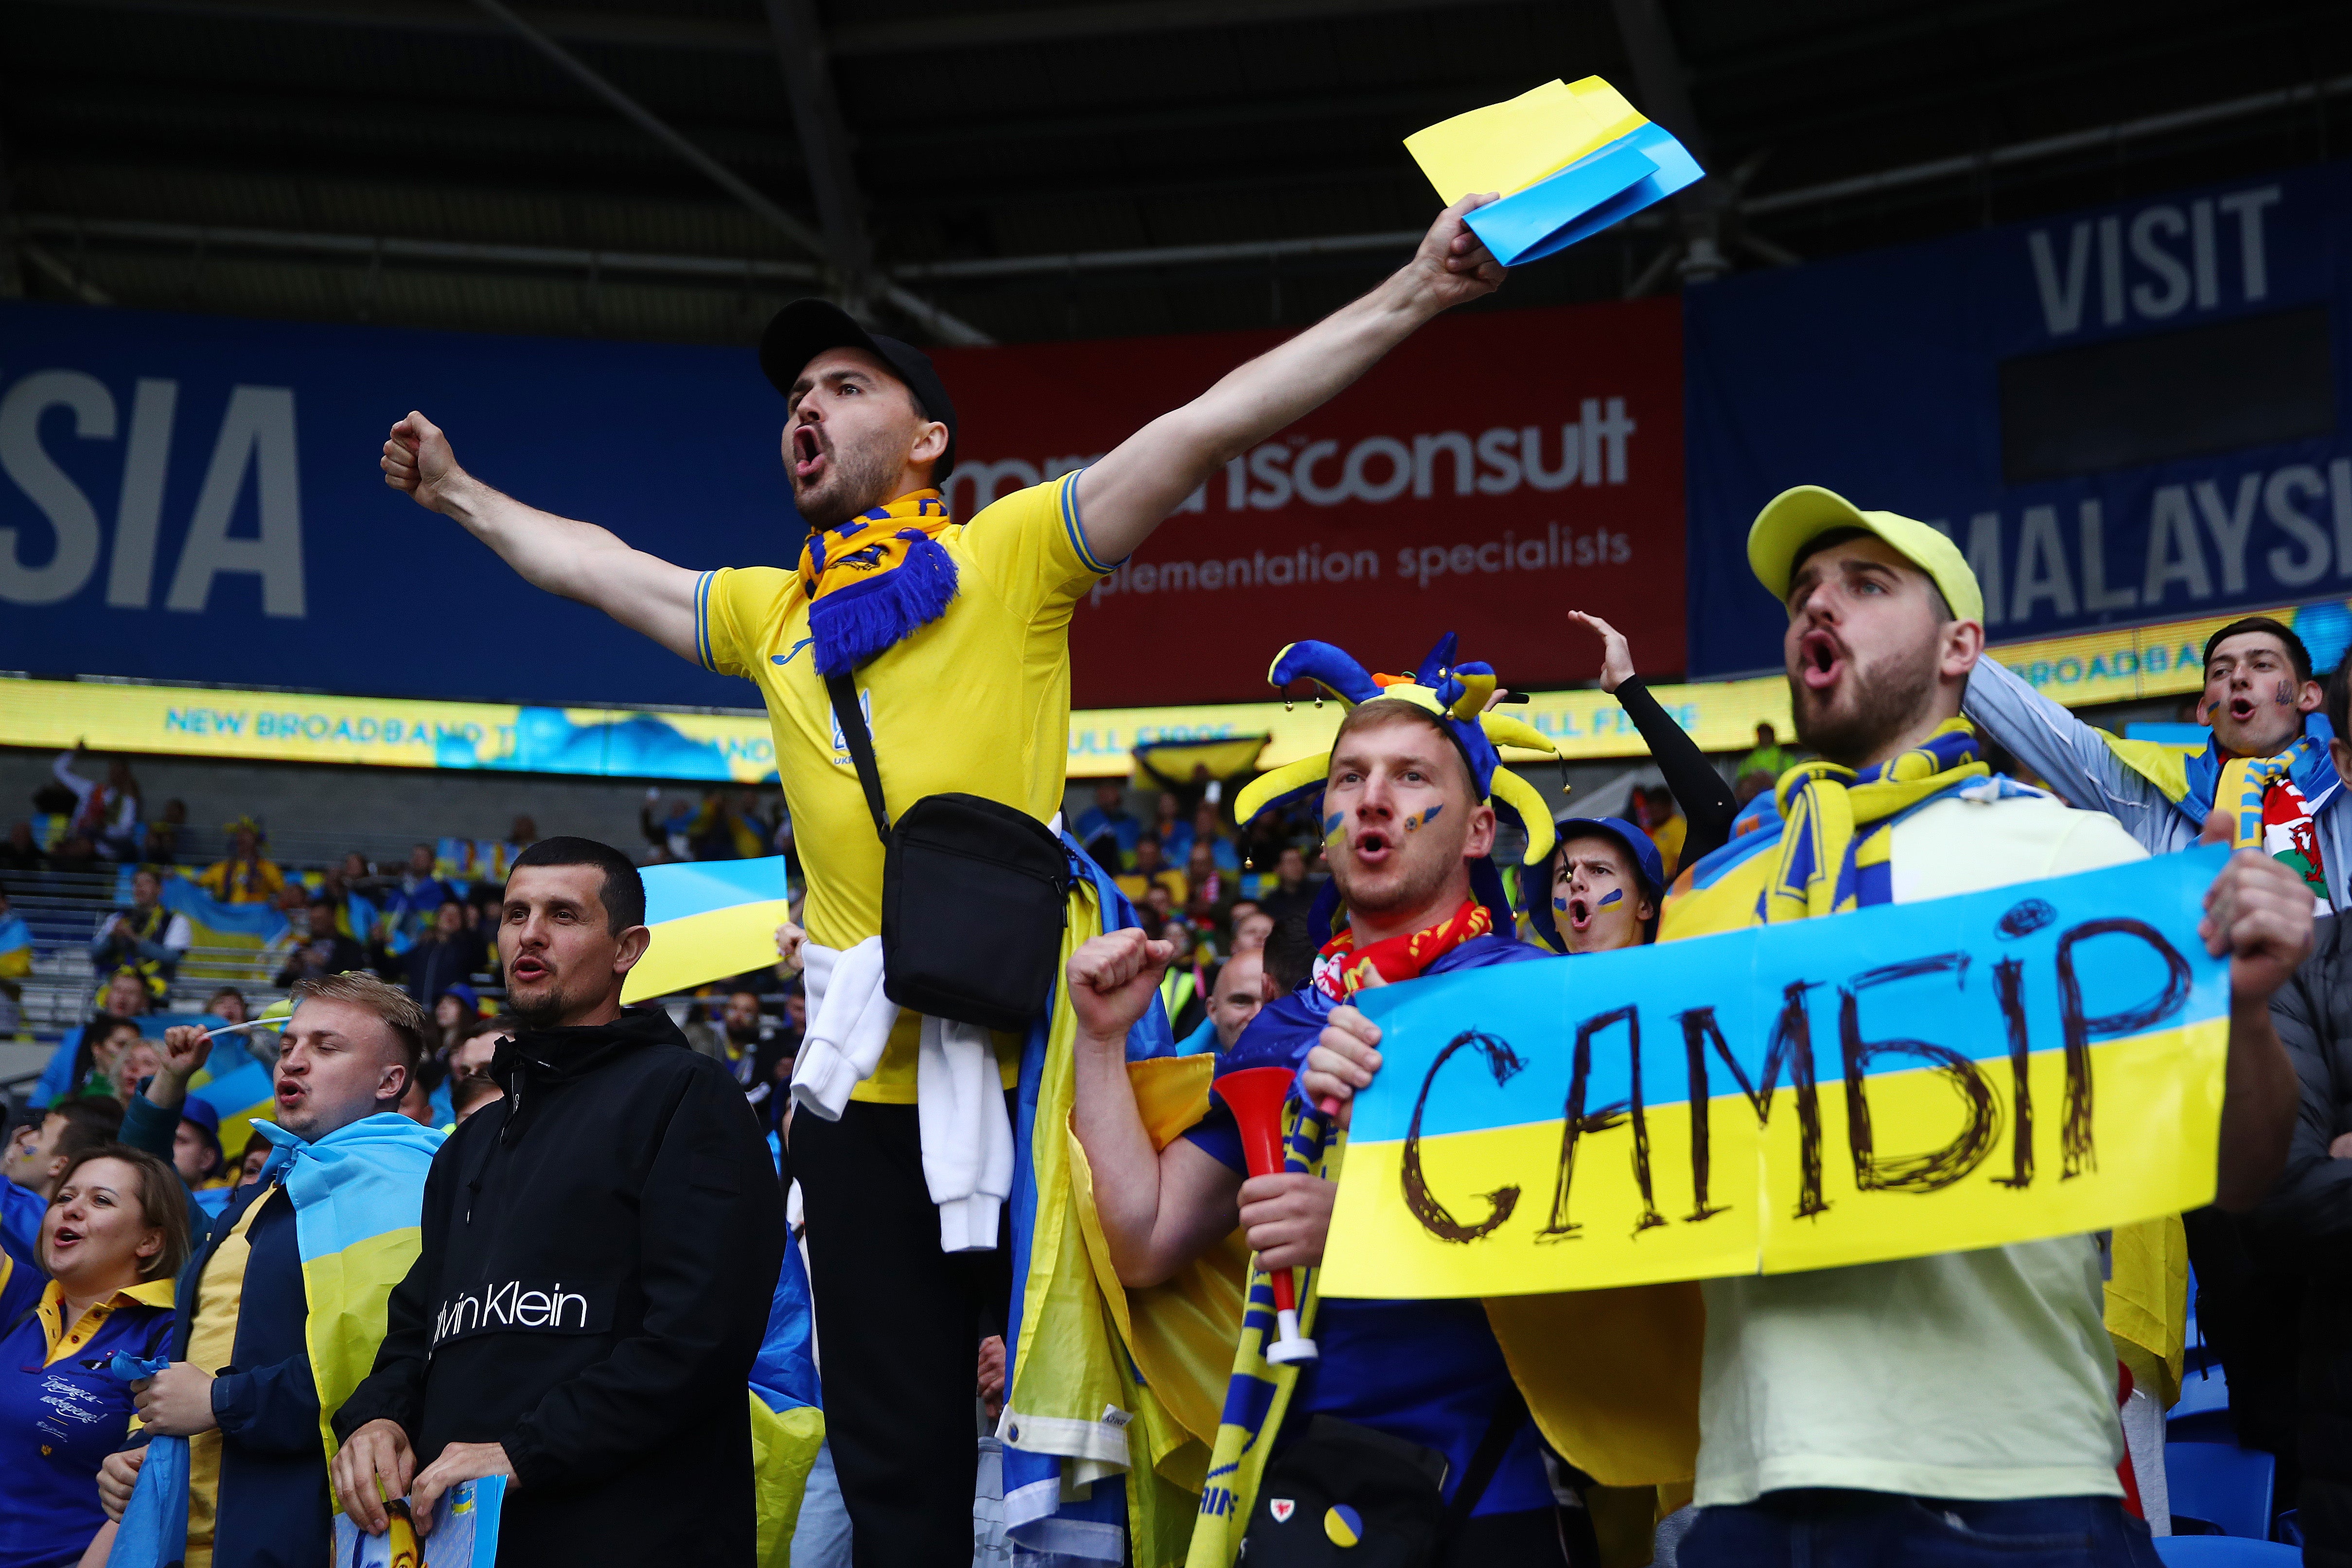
1405, 76, 1702, 266
158, 874, 290, 985
621, 856, 794, 1004
249, 1113, 442, 1468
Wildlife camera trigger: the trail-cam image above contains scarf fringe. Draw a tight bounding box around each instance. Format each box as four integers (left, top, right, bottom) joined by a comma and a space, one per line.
809, 529, 960, 675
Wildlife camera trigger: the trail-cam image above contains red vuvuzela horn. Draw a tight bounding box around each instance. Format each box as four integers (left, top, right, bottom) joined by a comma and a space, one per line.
1213, 1065, 1319, 1366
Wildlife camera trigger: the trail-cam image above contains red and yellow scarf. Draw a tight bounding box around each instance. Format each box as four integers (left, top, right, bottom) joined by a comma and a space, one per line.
796, 489, 958, 676
1311, 898, 1492, 1000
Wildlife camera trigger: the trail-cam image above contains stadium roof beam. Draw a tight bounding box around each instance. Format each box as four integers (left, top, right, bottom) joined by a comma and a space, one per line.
463, 0, 988, 343
23, 68, 2348, 300
1604, 0, 1732, 287
23, 0, 1520, 55
761, 0, 877, 317
11, 214, 819, 285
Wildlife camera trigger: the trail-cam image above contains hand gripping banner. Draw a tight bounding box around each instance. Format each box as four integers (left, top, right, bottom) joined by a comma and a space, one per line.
1321, 848, 2230, 1299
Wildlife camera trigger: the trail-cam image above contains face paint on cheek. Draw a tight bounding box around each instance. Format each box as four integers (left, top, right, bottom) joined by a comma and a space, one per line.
1400, 804, 1443, 833
1553, 895, 1569, 911
1322, 811, 1346, 850
2277, 681, 2296, 707
1596, 889, 1624, 908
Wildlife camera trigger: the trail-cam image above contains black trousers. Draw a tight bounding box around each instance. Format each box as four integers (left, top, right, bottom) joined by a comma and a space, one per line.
791, 1097, 1012, 1568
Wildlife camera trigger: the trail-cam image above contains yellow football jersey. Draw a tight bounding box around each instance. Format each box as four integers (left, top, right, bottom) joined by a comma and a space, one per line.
697, 472, 1112, 1102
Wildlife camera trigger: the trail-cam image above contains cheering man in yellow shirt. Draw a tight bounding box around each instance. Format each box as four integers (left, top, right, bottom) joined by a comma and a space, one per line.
378, 196, 1504, 1566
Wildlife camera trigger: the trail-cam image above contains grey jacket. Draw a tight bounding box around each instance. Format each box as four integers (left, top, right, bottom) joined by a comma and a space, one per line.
1962, 654, 2352, 910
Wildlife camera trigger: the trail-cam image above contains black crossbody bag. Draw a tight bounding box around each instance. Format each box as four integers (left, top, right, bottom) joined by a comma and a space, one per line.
1238, 1387, 1534, 1567
825, 671, 1071, 1032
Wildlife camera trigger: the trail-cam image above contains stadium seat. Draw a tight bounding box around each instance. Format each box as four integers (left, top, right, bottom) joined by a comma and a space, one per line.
2168, 1366, 2233, 1444
2166, 1443, 2275, 1539
2152, 1537, 2300, 1564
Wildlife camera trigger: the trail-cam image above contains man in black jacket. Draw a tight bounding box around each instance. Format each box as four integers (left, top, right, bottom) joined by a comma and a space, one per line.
2250, 660, 2352, 1566
329, 837, 785, 1562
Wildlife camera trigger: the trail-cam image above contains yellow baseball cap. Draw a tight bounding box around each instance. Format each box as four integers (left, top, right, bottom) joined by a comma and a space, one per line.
1747, 484, 1984, 626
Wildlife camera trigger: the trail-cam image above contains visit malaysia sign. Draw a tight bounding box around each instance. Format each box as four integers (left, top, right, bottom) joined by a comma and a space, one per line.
1321, 848, 2228, 1297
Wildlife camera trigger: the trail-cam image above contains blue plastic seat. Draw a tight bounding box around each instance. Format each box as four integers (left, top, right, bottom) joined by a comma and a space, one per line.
2153, 1536, 2300, 1564
2166, 1442, 2276, 1539
2168, 1366, 2232, 1444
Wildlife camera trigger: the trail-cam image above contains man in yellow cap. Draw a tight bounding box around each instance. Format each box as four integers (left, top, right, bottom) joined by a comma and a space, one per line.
376, 203, 1508, 1566
1627, 487, 2314, 1564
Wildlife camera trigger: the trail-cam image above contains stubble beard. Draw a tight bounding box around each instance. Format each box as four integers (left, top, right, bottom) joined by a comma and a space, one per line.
1790, 639, 1943, 770
1329, 835, 1460, 928
791, 435, 904, 531
504, 973, 576, 1032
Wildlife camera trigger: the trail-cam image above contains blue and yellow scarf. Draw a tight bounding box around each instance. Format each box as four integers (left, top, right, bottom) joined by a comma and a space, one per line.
2172, 728, 2334, 900
1668, 720, 1987, 936
796, 489, 958, 675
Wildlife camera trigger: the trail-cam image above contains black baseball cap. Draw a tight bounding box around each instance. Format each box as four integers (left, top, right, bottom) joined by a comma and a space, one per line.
758, 299, 959, 479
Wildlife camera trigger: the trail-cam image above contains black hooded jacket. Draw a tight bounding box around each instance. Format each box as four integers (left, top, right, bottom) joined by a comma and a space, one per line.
2251, 913, 2352, 1561
335, 1006, 785, 1563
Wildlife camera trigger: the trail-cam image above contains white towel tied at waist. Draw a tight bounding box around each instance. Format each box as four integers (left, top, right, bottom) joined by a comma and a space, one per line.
791, 937, 897, 1121
793, 936, 1018, 1252
919, 1014, 1016, 1252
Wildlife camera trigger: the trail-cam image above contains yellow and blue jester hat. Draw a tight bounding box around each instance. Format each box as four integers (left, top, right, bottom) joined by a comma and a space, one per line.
1234, 633, 1562, 937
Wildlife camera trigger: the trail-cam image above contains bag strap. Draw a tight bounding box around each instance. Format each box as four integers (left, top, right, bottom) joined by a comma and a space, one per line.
1443, 1383, 1534, 1534
825, 670, 891, 841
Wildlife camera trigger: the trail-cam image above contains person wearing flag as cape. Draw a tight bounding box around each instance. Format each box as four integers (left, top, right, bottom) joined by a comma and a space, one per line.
1964, 611, 2344, 907
377, 200, 1507, 1564
1306, 488, 2313, 1567
98, 972, 441, 1568
1064, 634, 1702, 1567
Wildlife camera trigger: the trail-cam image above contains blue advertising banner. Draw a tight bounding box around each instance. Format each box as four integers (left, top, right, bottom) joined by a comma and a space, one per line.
0, 302, 799, 706
1686, 159, 2352, 676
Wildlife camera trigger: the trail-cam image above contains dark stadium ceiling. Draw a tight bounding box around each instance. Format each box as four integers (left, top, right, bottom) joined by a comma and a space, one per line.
2, 0, 2348, 347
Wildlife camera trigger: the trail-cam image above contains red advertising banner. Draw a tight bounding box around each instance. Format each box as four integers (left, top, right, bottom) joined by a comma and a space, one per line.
933, 298, 1685, 708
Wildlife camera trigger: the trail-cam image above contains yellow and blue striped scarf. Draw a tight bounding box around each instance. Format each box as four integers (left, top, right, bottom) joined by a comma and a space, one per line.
796, 488, 957, 675
1669, 720, 1987, 936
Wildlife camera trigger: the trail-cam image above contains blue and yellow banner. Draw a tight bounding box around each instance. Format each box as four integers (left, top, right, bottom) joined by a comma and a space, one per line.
7, 594, 2352, 780
1322, 849, 2229, 1299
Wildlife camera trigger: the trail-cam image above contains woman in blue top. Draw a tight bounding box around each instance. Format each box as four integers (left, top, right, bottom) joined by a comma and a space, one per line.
0, 1145, 189, 1568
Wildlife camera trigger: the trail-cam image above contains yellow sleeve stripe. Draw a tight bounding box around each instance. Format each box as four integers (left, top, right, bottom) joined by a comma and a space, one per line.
693, 569, 719, 672
1059, 471, 1121, 576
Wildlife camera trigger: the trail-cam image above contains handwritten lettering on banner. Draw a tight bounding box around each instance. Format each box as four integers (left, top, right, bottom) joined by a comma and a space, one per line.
1319, 848, 2229, 1300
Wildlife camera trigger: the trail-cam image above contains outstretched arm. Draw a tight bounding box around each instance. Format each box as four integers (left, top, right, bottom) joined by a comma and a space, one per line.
1074, 196, 1506, 565
383, 412, 701, 663
1962, 655, 2178, 844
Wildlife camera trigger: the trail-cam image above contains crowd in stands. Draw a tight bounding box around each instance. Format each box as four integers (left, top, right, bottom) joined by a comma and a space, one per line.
11, 628, 2343, 1567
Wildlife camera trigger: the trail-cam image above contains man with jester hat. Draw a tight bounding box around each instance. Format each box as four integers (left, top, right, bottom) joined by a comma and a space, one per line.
378, 201, 1509, 1565
1374, 484, 2308, 1567
1064, 634, 1702, 1568
1965, 610, 2345, 908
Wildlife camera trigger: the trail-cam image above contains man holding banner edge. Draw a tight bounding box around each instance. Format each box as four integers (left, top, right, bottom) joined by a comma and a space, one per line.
1064, 636, 1702, 1567
380, 199, 1507, 1565
1308, 487, 2312, 1565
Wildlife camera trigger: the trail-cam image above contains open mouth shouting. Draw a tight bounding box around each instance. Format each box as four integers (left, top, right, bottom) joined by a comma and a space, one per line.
790, 423, 828, 485
275, 1076, 306, 1113
2226, 692, 2260, 725
507, 953, 552, 988
49, 1221, 85, 1259
1348, 825, 1394, 870
1796, 628, 1846, 692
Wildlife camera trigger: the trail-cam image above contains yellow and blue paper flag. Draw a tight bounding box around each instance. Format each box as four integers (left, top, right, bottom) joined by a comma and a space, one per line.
621, 856, 795, 1005
1406, 76, 1703, 267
